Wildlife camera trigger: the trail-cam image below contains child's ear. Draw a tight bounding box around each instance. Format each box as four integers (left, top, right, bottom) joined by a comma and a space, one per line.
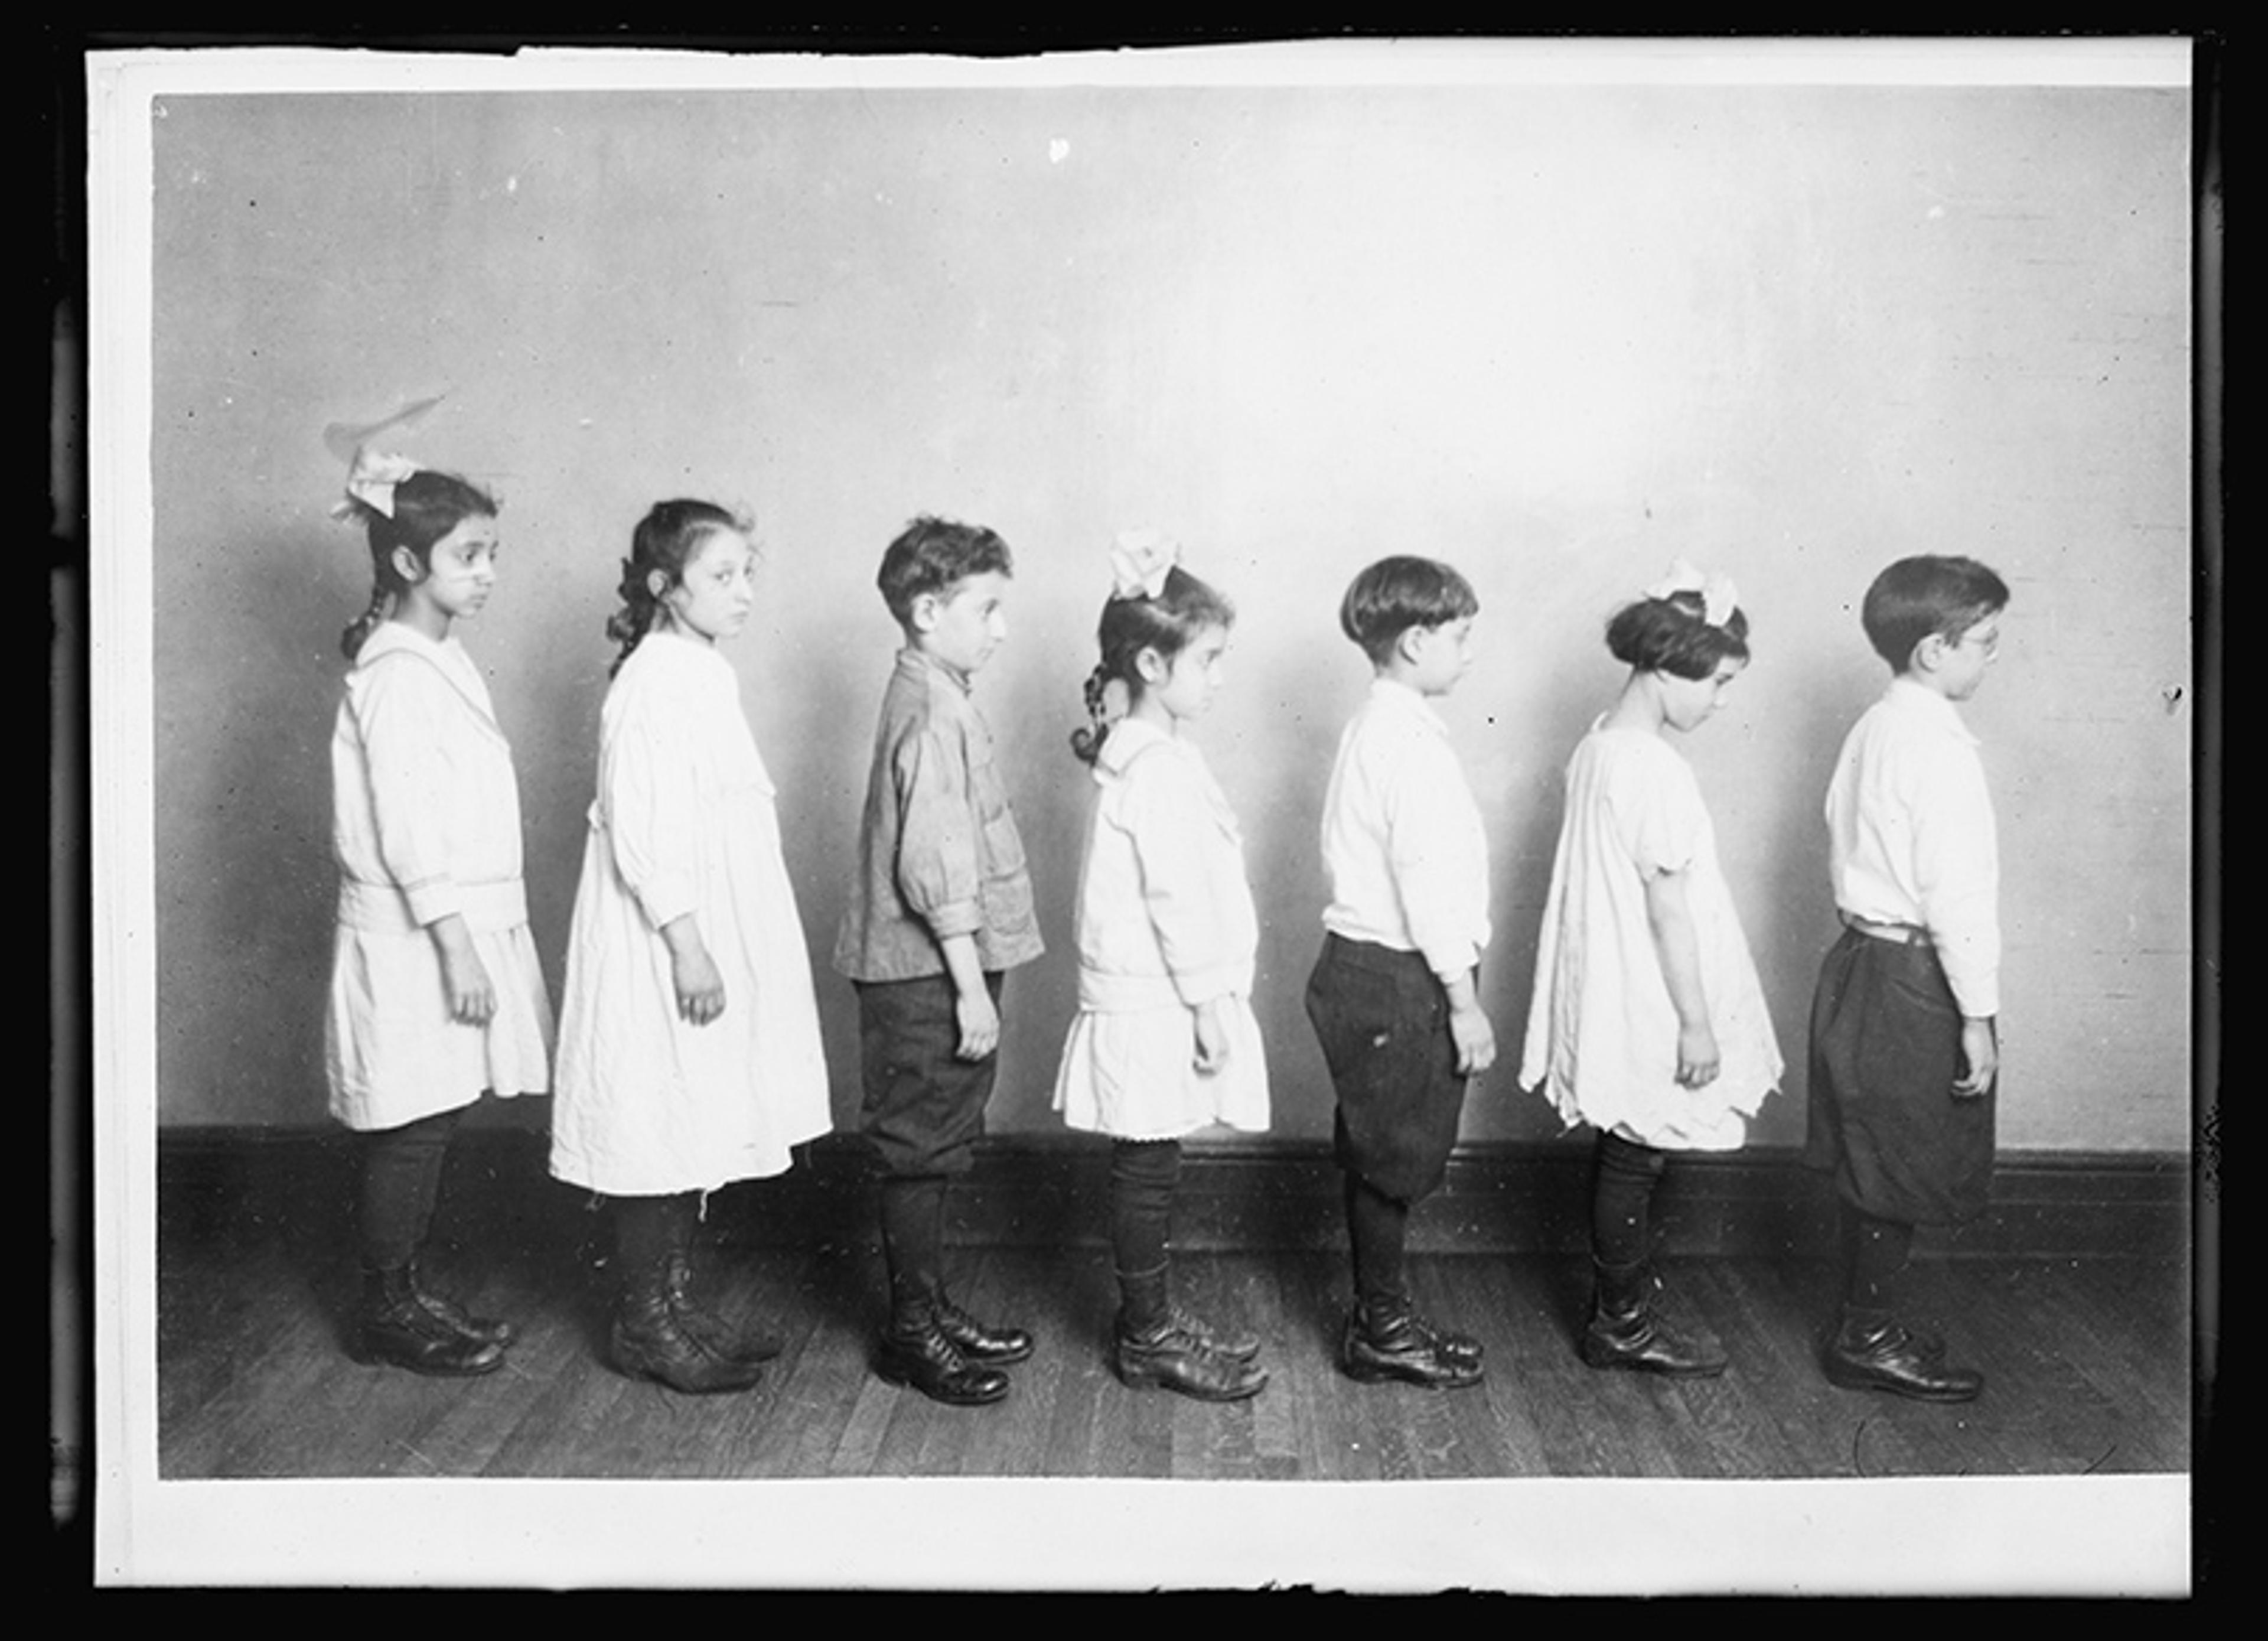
389, 545, 425, 585
1394, 624, 1428, 668
909, 591, 941, 634
1911, 633, 1947, 675
1135, 646, 1169, 685
647, 569, 673, 603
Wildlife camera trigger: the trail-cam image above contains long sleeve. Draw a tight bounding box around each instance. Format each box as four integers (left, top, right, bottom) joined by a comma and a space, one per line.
350, 657, 469, 927
598, 665, 705, 932
1122, 753, 1250, 1005
1908, 744, 2001, 1017
1381, 732, 1491, 981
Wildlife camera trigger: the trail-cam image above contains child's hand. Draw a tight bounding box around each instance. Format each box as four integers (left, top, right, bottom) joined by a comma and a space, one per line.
1953, 1017, 1998, 1099
660, 916, 725, 1026
440, 943, 497, 1027
1449, 1001, 1497, 1077
671, 943, 727, 1026
430, 916, 496, 1027
1192, 999, 1231, 1076
954, 987, 1001, 1061
1675, 1020, 1721, 1089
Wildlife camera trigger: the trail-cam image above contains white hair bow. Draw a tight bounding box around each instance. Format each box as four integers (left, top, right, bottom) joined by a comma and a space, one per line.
1645, 558, 1739, 628
1109, 529, 1179, 601
323, 391, 447, 520
330, 445, 421, 520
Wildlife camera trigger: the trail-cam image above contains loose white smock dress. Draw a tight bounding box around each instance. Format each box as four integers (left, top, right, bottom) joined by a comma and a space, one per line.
325, 622, 555, 1131
550, 631, 832, 1196
1518, 722, 1781, 1151
1051, 719, 1271, 1141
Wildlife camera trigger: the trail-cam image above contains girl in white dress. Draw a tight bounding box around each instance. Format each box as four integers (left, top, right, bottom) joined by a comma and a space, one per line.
1518, 561, 1783, 1377
552, 501, 832, 1395
325, 448, 555, 1377
1051, 532, 1269, 1402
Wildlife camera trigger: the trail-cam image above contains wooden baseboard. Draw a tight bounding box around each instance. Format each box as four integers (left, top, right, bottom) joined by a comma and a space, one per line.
155, 1127, 2192, 1261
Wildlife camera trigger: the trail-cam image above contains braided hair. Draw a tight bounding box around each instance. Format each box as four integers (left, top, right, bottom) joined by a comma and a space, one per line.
339, 469, 497, 660
606, 499, 750, 676
1070, 564, 1236, 764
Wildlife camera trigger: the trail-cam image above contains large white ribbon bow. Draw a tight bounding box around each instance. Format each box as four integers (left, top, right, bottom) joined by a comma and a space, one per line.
1645, 558, 1739, 629
1109, 529, 1179, 601
330, 445, 421, 520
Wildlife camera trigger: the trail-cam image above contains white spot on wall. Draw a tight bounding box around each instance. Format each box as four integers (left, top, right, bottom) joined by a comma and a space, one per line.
1049, 138, 1071, 165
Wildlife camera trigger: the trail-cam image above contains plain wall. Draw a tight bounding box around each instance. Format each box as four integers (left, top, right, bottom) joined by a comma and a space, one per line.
146, 81, 2194, 1151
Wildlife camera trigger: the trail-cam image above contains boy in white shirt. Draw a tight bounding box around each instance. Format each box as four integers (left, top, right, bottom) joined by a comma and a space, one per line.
1807, 555, 2010, 1403
1305, 556, 1495, 1389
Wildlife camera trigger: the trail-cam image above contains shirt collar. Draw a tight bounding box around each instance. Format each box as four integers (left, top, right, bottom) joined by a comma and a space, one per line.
1885, 675, 1980, 745
897, 643, 974, 696
1368, 673, 1447, 734
1096, 714, 1175, 776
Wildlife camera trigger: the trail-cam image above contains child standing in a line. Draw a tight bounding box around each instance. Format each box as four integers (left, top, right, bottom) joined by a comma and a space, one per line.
1518, 562, 1782, 1377
1051, 532, 1270, 1403
1305, 556, 1494, 1390
1807, 555, 2010, 1403
551, 501, 832, 1396
833, 516, 1044, 1407
325, 447, 555, 1376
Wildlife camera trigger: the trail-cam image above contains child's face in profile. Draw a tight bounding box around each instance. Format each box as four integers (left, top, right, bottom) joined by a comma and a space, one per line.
1404, 616, 1477, 696
916, 570, 1011, 679
1660, 655, 1746, 733
1930, 612, 2003, 702
407, 513, 500, 626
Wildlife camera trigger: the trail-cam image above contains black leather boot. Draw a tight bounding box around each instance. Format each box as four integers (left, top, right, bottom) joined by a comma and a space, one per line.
610, 1238, 765, 1395
359, 1266, 506, 1377
934, 1295, 1034, 1365
1823, 1309, 1983, 1402
875, 1314, 1011, 1406
1340, 1298, 1485, 1389
1581, 1260, 1727, 1378
406, 1261, 515, 1350
666, 1246, 783, 1369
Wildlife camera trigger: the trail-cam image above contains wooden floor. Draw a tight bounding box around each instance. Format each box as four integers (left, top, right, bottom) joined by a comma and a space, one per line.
157, 1167, 2194, 1482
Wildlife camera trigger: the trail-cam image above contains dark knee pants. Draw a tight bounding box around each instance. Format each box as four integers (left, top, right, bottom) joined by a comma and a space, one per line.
1805, 930, 1996, 1225
855, 972, 1005, 1178
1305, 935, 1469, 1204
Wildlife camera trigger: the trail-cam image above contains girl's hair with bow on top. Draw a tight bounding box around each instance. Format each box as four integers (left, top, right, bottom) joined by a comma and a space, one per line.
1606, 590, 1751, 679
605, 499, 750, 676
338, 470, 497, 660
1071, 566, 1236, 766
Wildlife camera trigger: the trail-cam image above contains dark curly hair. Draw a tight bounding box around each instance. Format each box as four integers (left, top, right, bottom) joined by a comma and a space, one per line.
1070, 565, 1237, 765
338, 468, 498, 660
875, 516, 1014, 627
607, 499, 751, 676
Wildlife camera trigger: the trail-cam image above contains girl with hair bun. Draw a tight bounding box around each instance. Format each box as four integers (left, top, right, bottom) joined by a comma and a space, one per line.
1050, 531, 1270, 1403
550, 500, 832, 1395
324, 444, 555, 1378
1518, 559, 1783, 1379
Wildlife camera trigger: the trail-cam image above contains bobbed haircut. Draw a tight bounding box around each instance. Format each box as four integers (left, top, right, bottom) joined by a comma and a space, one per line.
340, 468, 497, 659
1860, 555, 2011, 672
1605, 591, 1752, 681
1338, 556, 1480, 666
876, 515, 1014, 625
606, 498, 750, 675
1070, 565, 1237, 764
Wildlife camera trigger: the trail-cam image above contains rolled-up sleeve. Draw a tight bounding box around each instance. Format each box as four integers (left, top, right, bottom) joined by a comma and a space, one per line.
892, 721, 985, 941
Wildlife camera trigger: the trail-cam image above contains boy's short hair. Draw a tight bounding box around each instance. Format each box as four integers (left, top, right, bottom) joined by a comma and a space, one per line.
1861, 556, 2012, 671
1339, 556, 1480, 666
876, 515, 1014, 625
